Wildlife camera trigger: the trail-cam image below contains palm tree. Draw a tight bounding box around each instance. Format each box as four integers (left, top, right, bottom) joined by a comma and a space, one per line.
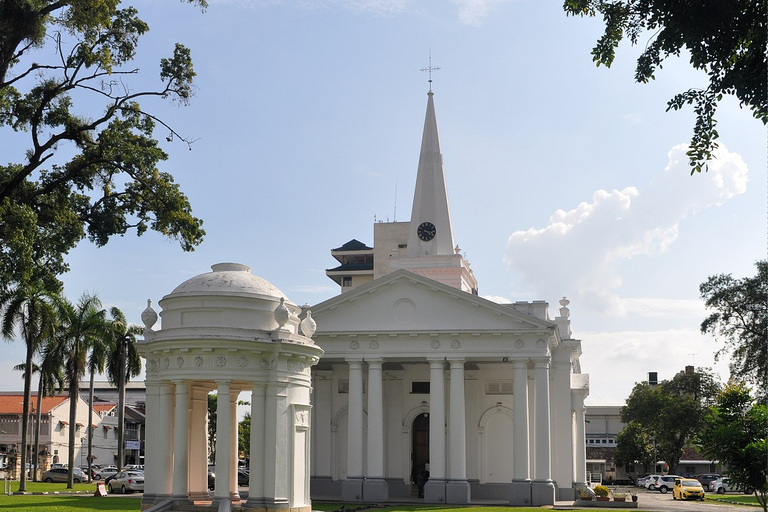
58, 293, 106, 488
105, 307, 142, 470
0, 282, 60, 491
12, 351, 64, 482
32, 343, 65, 481
85, 326, 111, 482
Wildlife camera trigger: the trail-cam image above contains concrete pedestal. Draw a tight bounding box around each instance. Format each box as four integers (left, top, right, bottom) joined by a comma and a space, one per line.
341, 478, 364, 501
424, 478, 446, 503
510, 480, 532, 506
531, 480, 556, 506
445, 480, 470, 504
363, 479, 389, 502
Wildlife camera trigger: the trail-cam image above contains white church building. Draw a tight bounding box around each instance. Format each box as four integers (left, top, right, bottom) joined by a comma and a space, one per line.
309, 87, 590, 506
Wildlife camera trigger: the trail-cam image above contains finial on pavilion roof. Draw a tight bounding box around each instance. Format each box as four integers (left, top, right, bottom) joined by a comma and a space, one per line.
420, 48, 440, 92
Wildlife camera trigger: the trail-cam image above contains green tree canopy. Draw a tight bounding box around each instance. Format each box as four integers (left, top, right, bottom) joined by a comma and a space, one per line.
0, 0, 207, 291
700, 260, 768, 399
619, 368, 720, 473
700, 382, 767, 511
563, 0, 767, 173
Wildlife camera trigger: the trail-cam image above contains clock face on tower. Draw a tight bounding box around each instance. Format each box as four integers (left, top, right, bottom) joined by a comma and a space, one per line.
417, 221, 437, 241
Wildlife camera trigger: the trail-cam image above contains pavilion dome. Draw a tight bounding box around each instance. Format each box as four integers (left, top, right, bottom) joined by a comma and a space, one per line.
168, 262, 287, 300
157, 262, 301, 335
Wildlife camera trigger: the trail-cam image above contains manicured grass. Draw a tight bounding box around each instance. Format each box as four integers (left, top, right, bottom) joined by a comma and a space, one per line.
5, 481, 95, 493
707, 493, 761, 506
0, 495, 139, 511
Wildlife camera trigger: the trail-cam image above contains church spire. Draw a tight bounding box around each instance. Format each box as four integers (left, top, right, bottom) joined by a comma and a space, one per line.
406, 88, 456, 257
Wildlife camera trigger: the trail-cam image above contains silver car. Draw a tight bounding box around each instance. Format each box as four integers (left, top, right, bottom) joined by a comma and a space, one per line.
108, 470, 145, 493
42, 467, 85, 483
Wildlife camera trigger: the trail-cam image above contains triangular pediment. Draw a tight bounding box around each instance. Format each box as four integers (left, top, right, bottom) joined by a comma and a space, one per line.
312, 270, 553, 334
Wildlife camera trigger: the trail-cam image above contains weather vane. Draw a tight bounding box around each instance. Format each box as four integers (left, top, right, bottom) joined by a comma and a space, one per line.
420, 49, 440, 91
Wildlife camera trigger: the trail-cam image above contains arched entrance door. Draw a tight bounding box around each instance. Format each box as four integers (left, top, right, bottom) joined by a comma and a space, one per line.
411, 413, 429, 484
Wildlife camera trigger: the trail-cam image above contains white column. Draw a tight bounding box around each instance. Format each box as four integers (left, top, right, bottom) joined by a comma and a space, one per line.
157, 382, 175, 497
424, 358, 446, 503
143, 381, 161, 500
364, 358, 387, 501
448, 360, 466, 480
172, 380, 190, 499
229, 389, 240, 500
530, 358, 555, 506
188, 386, 209, 500
446, 359, 470, 504
342, 359, 364, 501
214, 380, 231, 501
247, 383, 266, 506
533, 360, 552, 481
366, 359, 384, 478
573, 401, 587, 485
512, 360, 530, 481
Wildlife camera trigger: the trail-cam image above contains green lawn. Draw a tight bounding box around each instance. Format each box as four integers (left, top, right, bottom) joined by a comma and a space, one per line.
0, 495, 139, 511
5, 481, 96, 494
707, 493, 762, 506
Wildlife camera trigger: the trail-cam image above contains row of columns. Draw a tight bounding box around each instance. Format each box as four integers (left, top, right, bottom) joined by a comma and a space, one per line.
340, 357, 557, 505
143, 380, 248, 506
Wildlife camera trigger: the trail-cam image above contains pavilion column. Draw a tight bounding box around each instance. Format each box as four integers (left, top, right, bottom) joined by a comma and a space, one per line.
510, 360, 532, 506
143, 381, 161, 500
214, 380, 232, 503
229, 388, 240, 501
446, 359, 470, 503
341, 359, 364, 501
188, 386, 210, 500
424, 358, 446, 503
156, 382, 175, 497
572, 396, 587, 486
263, 379, 290, 506
246, 383, 266, 507
364, 358, 387, 501
172, 380, 190, 500
531, 358, 555, 505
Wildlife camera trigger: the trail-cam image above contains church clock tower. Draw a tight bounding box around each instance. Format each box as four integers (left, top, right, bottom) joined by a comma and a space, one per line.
326, 86, 478, 295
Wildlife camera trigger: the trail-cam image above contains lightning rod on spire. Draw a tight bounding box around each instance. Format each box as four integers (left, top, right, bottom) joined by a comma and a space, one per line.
420, 48, 440, 91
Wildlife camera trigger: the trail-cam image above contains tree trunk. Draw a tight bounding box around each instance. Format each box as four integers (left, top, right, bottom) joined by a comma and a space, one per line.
67, 373, 78, 488
18, 339, 34, 492
87, 369, 94, 482
33, 372, 43, 482
117, 341, 126, 470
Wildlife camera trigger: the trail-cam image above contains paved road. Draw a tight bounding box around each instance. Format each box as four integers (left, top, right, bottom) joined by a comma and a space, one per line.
605, 488, 758, 512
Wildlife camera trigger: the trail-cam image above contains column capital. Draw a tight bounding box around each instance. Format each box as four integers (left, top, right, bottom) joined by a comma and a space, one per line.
365, 357, 384, 367
532, 358, 551, 368
512, 359, 528, 369
427, 357, 446, 367
446, 357, 465, 367
346, 358, 364, 367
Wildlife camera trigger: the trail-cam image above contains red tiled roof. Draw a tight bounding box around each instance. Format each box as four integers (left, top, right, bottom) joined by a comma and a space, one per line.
92, 403, 116, 414
0, 394, 68, 414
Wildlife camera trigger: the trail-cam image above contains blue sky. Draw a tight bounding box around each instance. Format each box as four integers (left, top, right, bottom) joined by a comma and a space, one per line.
1, 0, 765, 406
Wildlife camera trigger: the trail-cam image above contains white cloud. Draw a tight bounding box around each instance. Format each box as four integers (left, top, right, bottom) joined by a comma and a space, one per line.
504, 143, 749, 314
453, 0, 509, 26
482, 294, 512, 304
581, 328, 731, 405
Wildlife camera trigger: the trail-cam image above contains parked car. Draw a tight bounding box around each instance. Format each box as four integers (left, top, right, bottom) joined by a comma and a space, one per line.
108, 470, 145, 493
710, 477, 754, 495
93, 465, 118, 480
656, 475, 682, 493
645, 475, 662, 490
238, 468, 249, 486
125, 464, 144, 471
42, 467, 85, 483
635, 475, 650, 488
695, 473, 720, 491
208, 467, 215, 490
673, 478, 705, 500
